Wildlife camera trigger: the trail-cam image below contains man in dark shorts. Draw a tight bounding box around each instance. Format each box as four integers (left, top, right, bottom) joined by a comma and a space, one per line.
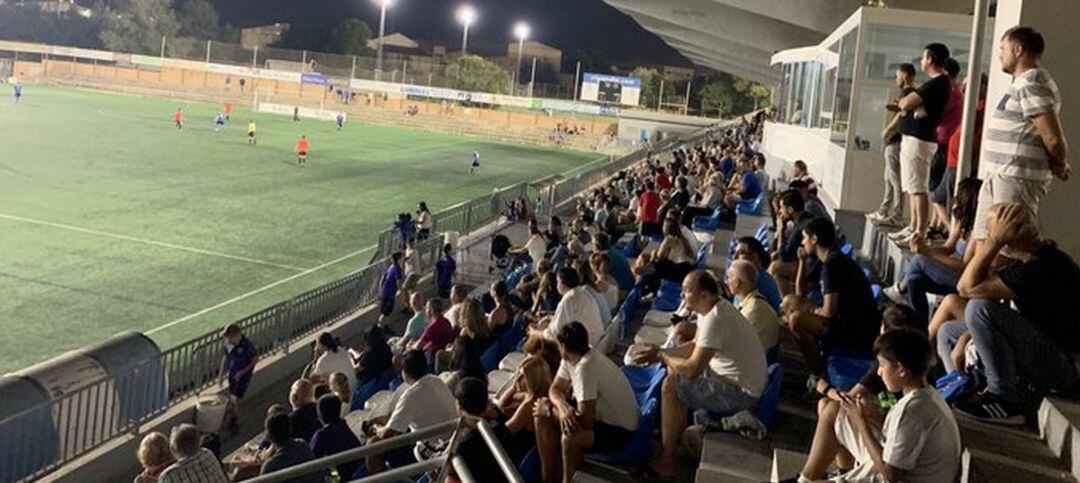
783, 218, 881, 375
377, 252, 404, 329
533, 322, 639, 483
218, 323, 257, 400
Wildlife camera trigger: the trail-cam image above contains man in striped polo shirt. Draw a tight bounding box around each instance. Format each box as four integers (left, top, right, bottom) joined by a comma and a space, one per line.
973, 26, 1070, 242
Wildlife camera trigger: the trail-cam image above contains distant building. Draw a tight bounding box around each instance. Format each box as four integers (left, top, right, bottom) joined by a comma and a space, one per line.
505, 40, 562, 72
661, 66, 694, 81
17, 0, 92, 17
240, 23, 290, 50
366, 33, 422, 54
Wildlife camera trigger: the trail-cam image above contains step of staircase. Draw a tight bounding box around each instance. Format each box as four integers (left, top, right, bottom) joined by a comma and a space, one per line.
958, 410, 1077, 482
1040, 397, 1080, 481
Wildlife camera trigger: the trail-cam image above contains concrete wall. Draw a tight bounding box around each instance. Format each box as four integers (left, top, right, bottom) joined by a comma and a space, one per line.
985, 0, 1080, 259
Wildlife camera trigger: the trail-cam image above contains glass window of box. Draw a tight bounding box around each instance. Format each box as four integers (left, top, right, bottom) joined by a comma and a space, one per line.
862, 23, 975, 82
830, 29, 858, 146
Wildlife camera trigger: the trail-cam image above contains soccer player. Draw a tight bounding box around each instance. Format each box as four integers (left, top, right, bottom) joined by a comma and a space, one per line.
214, 112, 226, 132
336, 112, 345, 132
470, 151, 480, 175
296, 135, 309, 166
173, 108, 184, 130
12, 81, 21, 105
246, 120, 256, 145
224, 101, 233, 120
293, 106, 300, 123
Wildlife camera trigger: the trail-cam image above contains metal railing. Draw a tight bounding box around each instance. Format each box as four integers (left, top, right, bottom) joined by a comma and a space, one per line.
0, 122, 723, 482
245, 417, 524, 483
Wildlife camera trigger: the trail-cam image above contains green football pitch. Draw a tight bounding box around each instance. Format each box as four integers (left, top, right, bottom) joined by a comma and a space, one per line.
0, 85, 603, 374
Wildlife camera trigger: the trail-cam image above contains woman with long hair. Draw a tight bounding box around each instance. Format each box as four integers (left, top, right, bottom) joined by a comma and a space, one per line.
308, 332, 357, 391
590, 252, 619, 311
134, 432, 175, 483
487, 280, 515, 341
883, 177, 983, 328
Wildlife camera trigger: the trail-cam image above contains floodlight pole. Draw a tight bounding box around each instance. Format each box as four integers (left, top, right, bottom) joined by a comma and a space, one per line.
376, 1, 388, 81
461, 24, 471, 56
529, 57, 536, 97
513, 36, 524, 95
160, 36, 166, 58
658, 79, 664, 112
205, 40, 212, 63
252, 45, 258, 69
572, 60, 581, 100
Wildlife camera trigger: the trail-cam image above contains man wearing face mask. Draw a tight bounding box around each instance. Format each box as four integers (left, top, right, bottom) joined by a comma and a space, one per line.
219, 323, 258, 400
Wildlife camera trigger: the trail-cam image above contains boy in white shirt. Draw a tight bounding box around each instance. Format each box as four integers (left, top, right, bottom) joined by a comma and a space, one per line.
825, 329, 960, 483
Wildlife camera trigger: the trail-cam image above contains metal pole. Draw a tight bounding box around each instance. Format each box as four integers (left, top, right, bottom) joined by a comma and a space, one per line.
684, 77, 692, 115
529, 57, 536, 97
572, 60, 581, 100
956, 0, 991, 182
351, 55, 357, 79
402, 60, 408, 83
205, 40, 211, 63
160, 36, 166, 58
513, 37, 524, 96
376, 2, 387, 80
462, 24, 470, 56
252, 45, 258, 69
658, 79, 665, 112
301, 50, 307, 72
477, 421, 526, 483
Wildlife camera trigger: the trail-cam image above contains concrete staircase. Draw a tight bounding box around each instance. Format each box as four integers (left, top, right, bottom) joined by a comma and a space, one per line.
692, 215, 1080, 482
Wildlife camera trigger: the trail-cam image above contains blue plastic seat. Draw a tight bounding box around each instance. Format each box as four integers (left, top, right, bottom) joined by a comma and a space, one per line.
692, 209, 723, 233
765, 345, 780, 366
694, 242, 711, 269
653, 280, 682, 312
735, 193, 767, 216
618, 285, 644, 339
841, 241, 855, 258
505, 262, 532, 291
827, 350, 875, 391
351, 367, 397, 411
621, 364, 667, 408
497, 315, 527, 357
586, 398, 659, 468
518, 447, 542, 483
621, 235, 640, 258
754, 223, 771, 252
699, 362, 784, 430
481, 341, 501, 372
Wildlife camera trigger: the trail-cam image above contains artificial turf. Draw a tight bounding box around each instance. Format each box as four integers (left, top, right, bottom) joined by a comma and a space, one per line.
0, 84, 601, 373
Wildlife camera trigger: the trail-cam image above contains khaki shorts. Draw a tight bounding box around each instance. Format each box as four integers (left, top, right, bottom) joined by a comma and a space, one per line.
831, 411, 883, 482
972, 172, 1051, 240
900, 135, 937, 194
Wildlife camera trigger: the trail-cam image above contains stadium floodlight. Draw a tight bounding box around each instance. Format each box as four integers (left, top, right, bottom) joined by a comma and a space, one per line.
374, 0, 395, 81
456, 5, 476, 55
512, 21, 529, 96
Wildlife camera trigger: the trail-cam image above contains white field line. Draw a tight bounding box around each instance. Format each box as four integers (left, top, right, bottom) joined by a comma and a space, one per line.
0, 212, 308, 272
146, 245, 375, 335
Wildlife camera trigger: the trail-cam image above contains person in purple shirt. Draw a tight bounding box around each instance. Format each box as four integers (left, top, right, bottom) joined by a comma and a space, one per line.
218, 323, 257, 399
411, 299, 455, 365
378, 252, 404, 328
435, 243, 456, 299
310, 394, 362, 479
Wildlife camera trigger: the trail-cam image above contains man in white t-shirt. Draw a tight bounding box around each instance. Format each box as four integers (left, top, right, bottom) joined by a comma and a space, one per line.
828, 329, 960, 483
528, 267, 605, 347
638, 270, 767, 479
364, 349, 456, 474
533, 322, 639, 483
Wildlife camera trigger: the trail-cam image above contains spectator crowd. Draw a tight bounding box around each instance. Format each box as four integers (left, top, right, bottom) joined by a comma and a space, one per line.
131, 25, 1074, 483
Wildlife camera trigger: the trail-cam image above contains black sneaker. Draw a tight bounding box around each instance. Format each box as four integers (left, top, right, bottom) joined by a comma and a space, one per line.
955, 392, 1026, 426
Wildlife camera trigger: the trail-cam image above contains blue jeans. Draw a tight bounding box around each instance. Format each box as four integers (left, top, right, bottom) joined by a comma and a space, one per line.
936, 320, 968, 374
943, 300, 1079, 404
904, 254, 960, 323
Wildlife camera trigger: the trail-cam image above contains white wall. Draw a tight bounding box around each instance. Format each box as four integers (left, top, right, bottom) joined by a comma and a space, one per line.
986, 0, 1080, 259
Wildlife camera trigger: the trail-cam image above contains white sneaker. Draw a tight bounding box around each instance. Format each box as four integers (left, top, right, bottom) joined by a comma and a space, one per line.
882, 285, 908, 306
888, 226, 914, 241
898, 230, 924, 245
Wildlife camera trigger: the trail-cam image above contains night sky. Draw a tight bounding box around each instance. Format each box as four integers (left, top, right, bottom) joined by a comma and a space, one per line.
213, 0, 691, 67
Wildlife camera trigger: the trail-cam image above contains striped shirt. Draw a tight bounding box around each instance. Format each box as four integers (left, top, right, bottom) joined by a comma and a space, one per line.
158, 449, 229, 483
982, 68, 1060, 181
